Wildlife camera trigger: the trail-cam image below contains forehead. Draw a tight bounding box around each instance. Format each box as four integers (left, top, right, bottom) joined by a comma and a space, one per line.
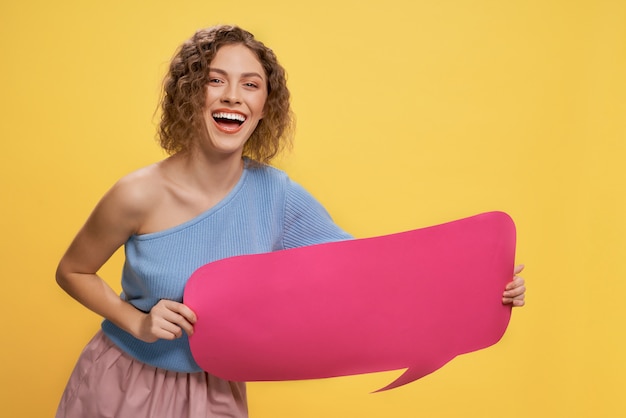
210, 44, 266, 78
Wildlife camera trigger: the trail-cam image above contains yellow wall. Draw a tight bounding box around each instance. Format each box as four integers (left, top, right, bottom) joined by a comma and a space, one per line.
1, 0, 624, 416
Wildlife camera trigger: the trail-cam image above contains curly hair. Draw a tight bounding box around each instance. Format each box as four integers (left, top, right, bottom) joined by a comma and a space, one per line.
159, 25, 294, 164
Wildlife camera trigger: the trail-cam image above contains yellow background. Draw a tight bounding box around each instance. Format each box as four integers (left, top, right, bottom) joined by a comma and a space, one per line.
1, 0, 625, 416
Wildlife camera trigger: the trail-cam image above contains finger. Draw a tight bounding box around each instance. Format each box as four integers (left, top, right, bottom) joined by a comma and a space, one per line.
159, 308, 195, 337
156, 320, 184, 339
505, 276, 525, 290
161, 300, 197, 324
503, 289, 526, 305
502, 296, 526, 305
144, 314, 183, 340
503, 283, 526, 298
514, 264, 525, 275
151, 300, 194, 337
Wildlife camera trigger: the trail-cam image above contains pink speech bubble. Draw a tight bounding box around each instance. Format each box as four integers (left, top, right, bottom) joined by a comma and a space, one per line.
184, 211, 516, 391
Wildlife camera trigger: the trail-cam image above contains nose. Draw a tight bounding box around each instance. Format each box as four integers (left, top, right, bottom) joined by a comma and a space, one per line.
221, 84, 241, 105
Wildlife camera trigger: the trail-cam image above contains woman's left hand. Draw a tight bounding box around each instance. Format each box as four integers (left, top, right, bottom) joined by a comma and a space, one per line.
502, 264, 526, 307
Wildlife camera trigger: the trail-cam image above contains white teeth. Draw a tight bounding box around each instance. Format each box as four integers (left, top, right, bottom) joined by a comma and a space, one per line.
212, 112, 246, 122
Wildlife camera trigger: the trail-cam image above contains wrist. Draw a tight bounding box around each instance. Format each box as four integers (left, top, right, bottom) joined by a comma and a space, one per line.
109, 300, 148, 340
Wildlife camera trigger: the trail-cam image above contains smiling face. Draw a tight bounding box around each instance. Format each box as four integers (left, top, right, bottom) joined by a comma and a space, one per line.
199, 43, 268, 158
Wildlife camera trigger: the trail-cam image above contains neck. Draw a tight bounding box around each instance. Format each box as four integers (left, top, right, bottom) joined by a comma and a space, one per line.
168, 149, 245, 196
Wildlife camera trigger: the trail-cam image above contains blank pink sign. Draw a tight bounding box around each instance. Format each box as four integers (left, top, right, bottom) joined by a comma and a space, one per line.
184, 211, 516, 391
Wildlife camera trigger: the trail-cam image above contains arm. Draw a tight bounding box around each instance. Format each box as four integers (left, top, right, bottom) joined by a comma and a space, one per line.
55, 175, 196, 342
282, 179, 352, 249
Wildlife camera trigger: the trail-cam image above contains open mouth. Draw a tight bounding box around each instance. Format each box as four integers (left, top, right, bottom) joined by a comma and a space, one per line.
212, 112, 246, 131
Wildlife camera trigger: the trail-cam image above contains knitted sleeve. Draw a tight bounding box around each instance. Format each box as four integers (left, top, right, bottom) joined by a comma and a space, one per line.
282, 178, 353, 249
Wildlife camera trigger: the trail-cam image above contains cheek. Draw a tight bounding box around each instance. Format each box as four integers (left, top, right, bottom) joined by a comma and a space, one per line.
201, 107, 212, 123
203, 89, 217, 106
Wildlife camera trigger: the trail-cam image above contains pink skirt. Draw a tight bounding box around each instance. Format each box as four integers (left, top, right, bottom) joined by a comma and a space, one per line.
56, 331, 248, 418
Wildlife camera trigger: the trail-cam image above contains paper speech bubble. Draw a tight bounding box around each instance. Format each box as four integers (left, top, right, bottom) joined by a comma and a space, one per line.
184, 211, 516, 391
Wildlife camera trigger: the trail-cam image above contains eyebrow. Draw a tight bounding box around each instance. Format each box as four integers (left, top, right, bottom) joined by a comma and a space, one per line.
208, 67, 265, 80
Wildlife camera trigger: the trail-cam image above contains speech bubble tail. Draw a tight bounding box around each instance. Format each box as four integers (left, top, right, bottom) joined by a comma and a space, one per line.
373, 355, 457, 393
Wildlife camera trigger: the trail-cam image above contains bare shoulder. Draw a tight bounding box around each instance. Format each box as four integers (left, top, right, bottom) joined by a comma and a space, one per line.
93, 163, 166, 234
109, 164, 163, 210
57, 163, 168, 272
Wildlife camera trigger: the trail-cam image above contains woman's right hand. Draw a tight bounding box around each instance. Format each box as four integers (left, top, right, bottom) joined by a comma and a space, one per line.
137, 299, 197, 343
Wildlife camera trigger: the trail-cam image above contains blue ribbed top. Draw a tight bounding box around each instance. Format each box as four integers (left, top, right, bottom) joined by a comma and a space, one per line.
101, 163, 352, 372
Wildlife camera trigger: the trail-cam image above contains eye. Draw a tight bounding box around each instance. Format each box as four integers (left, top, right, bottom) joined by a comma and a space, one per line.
208, 77, 224, 84
243, 82, 259, 89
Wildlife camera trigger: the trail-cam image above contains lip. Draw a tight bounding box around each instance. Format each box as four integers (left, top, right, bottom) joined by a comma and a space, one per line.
211, 109, 248, 134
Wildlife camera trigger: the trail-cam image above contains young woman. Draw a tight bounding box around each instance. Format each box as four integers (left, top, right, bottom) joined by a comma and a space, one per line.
55, 25, 526, 418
